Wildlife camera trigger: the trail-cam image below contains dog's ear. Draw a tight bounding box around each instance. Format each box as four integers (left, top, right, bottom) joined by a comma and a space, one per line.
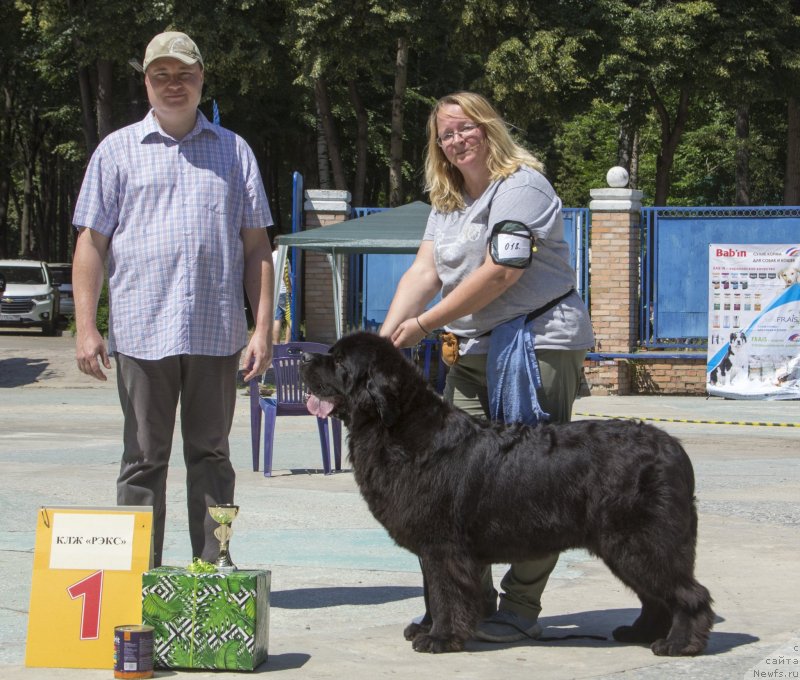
365, 369, 400, 428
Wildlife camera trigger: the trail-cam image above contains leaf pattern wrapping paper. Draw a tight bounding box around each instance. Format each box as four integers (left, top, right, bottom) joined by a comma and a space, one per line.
141, 567, 270, 670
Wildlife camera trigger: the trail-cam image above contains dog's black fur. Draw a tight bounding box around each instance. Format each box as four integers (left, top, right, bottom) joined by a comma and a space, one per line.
301, 332, 714, 656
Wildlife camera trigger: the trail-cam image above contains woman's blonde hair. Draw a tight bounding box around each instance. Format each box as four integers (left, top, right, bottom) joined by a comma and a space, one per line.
423, 91, 544, 213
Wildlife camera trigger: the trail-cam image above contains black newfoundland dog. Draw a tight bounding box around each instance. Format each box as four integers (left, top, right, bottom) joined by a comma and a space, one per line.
301, 332, 714, 656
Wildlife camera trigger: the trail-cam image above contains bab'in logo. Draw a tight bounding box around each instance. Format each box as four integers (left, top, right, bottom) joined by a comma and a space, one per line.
788, 333, 800, 343
784, 246, 800, 257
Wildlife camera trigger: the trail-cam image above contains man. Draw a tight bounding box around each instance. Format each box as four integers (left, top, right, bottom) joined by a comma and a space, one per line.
72, 31, 274, 566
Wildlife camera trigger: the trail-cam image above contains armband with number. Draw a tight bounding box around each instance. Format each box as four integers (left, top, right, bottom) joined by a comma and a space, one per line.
489, 220, 535, 269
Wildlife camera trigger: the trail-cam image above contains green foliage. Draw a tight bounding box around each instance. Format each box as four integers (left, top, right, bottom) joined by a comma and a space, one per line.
552, 100, 621, 207
2, 0, 800, 263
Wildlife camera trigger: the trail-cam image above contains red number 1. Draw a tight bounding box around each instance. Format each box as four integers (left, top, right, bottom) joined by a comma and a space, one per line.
67, 570, 104, 640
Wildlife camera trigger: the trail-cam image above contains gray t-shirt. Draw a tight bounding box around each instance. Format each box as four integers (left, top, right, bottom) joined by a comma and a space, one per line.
423, 166, 594, 353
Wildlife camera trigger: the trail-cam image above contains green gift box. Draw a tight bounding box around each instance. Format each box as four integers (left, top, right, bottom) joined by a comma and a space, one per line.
142, 566, 270, 671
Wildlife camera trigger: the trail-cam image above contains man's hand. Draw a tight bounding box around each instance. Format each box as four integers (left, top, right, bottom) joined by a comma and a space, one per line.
76, 327, 111, 381
241, 330, 272, 383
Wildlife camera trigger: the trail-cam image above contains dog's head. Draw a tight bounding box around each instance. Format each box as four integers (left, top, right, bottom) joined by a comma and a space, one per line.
301, 332, 416, 428
729, 331, 747, 349
779, 267, 798, 286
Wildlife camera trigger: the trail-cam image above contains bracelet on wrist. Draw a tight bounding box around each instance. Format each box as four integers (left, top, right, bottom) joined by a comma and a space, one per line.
416, 317, 430, 335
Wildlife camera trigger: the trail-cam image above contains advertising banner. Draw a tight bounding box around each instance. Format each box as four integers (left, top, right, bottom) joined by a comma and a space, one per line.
707, 244, 800, 400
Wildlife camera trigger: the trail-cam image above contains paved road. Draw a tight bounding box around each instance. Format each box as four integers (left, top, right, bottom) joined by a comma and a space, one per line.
0, 331, 798, 679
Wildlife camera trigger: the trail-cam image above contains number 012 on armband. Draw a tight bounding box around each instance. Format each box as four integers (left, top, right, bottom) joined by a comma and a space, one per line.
25, 506, 153, 669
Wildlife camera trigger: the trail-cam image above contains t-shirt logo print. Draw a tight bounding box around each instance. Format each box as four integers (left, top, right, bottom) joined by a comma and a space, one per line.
461, 221, 483, 243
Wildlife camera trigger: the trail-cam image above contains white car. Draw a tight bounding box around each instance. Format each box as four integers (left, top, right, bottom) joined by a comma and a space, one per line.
0, 259, 60, 335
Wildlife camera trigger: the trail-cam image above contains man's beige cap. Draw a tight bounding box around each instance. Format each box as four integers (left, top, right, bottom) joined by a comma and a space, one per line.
142, 31, 203, 72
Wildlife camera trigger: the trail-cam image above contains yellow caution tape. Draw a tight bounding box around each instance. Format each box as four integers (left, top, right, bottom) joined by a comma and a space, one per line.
573, 413, 798, 428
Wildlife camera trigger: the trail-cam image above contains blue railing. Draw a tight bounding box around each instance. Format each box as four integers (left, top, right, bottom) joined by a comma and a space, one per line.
562, 207, 590, 302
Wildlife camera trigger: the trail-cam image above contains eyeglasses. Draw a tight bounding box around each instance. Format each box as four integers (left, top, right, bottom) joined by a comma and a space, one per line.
436, 123, 481, 147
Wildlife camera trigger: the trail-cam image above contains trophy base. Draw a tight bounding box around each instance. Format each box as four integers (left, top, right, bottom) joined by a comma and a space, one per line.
214, 549, 237, 572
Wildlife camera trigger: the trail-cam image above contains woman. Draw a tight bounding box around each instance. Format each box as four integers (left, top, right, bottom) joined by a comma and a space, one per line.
380, 91, 594, 643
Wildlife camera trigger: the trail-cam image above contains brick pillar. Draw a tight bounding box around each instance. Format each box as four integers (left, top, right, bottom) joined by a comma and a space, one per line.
302, 189, 351, 345
586, 170, 644, 395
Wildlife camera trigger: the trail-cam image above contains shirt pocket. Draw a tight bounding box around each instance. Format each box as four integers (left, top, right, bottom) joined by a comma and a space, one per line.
198, 171, 229, 216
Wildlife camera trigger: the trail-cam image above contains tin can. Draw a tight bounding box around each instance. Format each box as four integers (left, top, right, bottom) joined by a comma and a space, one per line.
113, 625, 154, 679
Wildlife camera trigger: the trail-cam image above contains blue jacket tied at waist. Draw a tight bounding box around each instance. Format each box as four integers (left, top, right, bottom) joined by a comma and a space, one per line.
487, 315, 549, 426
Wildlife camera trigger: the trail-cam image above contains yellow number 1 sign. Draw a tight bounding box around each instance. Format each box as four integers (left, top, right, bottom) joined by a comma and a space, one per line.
25, 506, 153, 669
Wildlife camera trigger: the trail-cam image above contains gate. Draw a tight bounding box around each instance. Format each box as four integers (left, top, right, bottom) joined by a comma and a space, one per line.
639, 206, 800, 349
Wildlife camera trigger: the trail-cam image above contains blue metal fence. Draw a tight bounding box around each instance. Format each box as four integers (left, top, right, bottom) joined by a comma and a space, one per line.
639, 206, 800, 349
562, 207, 590, 301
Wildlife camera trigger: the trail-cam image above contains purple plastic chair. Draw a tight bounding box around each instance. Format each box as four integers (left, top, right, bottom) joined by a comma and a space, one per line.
250, 342, 342, 477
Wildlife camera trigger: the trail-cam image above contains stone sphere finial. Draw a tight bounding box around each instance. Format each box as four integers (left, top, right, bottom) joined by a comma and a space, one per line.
606, 166, 629, 188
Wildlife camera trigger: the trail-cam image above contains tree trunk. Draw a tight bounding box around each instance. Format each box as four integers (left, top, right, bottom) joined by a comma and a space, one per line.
0, 85, 14, 257
56, 160, 74, 261
784, 96, 800, 205
734, 104, 750, 206
18, 110, 42, 258
630, 129, 640, 190
617, 124, 634, 171
127, 69, 145, 124
348, 79, 368, 207
96, 59, 114, 141
316, 111, 331, 190
20, 163, 35, 258
77, 65, 99, 155
35, 151, 55, 261
314, 77, 347, 190
649, 84, 691, 206
617, 97, 636, 173
389, 36, 408, 207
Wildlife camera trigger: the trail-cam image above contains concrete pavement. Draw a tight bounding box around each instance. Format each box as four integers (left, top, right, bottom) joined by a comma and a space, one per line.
0, 330, 798, 679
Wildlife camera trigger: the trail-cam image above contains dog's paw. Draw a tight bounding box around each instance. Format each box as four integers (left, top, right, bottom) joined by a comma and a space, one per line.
411, 633, 463, 653
651, 637, 705, 656
612, 624, 659, 644
403, 622, 430, 641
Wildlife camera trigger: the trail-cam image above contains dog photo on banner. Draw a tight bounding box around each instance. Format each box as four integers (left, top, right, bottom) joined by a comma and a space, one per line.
707, 243, 800, 400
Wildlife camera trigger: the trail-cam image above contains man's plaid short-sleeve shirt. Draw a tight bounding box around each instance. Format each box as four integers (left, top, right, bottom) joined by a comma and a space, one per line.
73, 110, 273, 359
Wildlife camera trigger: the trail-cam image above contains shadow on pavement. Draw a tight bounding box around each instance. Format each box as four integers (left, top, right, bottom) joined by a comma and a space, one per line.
0, 357, 48, 387
467, 608, 758, 655
152, 652, 311, 675
272, 585, 423, 609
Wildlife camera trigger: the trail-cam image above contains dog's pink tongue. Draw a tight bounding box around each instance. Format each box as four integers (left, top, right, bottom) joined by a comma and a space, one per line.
306, 394, 334, 418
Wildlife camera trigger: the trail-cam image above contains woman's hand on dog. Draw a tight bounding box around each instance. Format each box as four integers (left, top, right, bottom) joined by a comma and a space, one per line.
389, 317, 427, 348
